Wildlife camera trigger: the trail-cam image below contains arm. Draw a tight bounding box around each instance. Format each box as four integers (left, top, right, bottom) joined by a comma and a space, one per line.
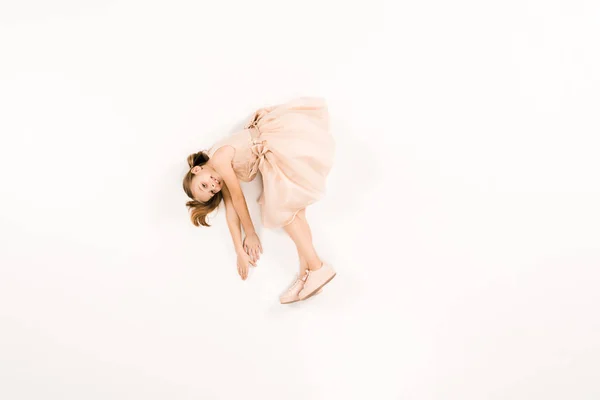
221, 185, 244, 254
211, 147, 263, 261
212, 154, 257, 236
223, 185, 255, 280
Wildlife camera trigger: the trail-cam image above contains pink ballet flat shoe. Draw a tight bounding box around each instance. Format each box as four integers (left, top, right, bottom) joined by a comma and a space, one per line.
280, 273, 323, 304
298, 263, 336, 300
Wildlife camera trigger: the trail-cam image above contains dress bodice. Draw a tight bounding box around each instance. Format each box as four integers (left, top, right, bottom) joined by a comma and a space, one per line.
206, 127, 267, 182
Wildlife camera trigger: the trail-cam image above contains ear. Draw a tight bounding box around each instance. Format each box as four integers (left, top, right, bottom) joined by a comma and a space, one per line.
191, 166, 202, 174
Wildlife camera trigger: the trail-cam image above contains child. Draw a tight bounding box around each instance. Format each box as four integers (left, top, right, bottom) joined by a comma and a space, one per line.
182, 97, 336, 304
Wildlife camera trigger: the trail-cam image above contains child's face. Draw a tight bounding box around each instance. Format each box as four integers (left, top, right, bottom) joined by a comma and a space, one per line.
190, 165, 222, 203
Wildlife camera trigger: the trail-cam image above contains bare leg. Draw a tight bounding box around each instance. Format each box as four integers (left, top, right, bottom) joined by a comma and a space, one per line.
284, 209, 323, 274
296, 209, 313, 276
279, 208, 331, 303
298, 254, 309, 277
296, 209, 313, 243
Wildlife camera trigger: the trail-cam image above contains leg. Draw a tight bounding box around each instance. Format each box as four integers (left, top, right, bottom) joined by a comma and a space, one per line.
298, 254, 308, 277
296, 209, 313, 243
284, 209, 323, 273
280, 208, 333, 303
296, 209, 314, 276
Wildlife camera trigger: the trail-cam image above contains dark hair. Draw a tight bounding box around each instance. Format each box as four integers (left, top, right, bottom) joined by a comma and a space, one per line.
182, 151, 223, 227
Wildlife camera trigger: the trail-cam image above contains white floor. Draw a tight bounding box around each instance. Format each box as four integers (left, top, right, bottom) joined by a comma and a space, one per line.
1, 1, 599, 399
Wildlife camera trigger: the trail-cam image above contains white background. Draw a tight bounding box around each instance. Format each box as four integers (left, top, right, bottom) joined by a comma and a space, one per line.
1, 1, 599, 399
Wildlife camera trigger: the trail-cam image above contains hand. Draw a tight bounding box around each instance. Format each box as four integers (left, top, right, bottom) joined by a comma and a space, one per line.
236, 249, 255, 280
243, 232, 263, 264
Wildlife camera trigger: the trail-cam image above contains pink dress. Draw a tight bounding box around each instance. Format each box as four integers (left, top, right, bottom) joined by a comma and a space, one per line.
206, 97, 335, 229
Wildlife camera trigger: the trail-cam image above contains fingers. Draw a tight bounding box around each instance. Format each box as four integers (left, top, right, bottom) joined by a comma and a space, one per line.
237, 260, 248, 280
243, 242, 262, 263
247, 246, 257, 263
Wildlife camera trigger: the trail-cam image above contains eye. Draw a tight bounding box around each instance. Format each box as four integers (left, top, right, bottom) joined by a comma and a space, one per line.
202, 183, 206, 188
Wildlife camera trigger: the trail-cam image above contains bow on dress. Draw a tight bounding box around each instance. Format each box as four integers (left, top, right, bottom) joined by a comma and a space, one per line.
244, 107, 273, 179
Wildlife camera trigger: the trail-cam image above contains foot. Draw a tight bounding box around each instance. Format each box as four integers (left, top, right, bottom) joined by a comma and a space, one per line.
280, 273, 323, 304
298, 263, 336, 300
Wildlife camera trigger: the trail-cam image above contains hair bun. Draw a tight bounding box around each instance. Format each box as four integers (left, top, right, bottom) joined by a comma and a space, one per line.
187, 151, 208, 168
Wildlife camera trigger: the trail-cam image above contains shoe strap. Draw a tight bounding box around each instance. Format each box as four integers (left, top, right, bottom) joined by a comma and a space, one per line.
301, 270, 310, 282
